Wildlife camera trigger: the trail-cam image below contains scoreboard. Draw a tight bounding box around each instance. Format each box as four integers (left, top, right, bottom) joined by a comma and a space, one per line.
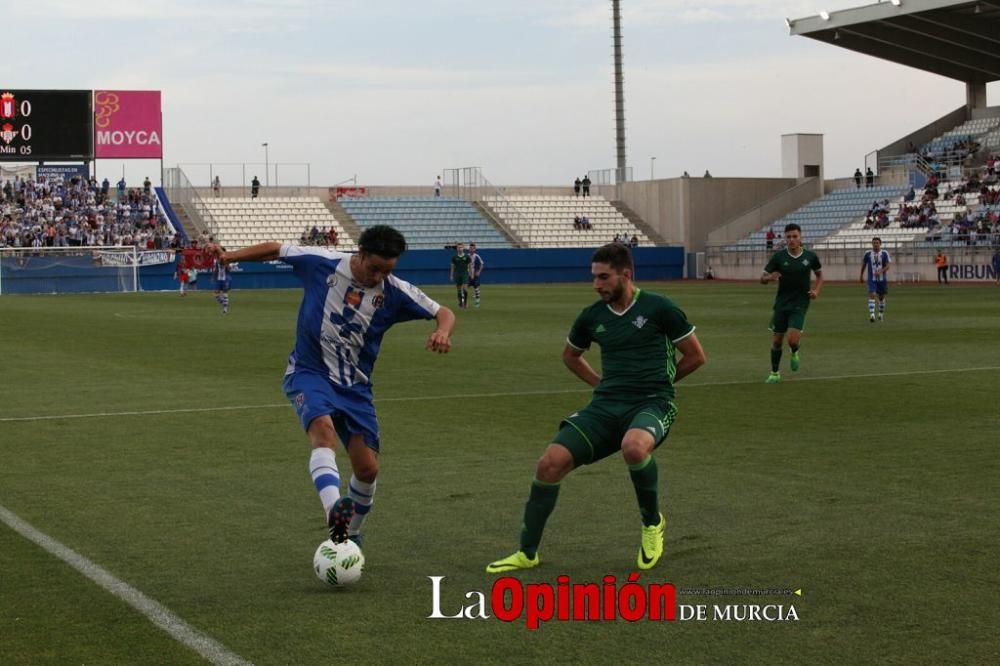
0, 89, 93, 161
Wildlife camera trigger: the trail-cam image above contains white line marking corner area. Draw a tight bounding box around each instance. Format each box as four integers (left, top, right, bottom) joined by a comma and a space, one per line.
0, 365, 997, 424
0, 505, 252, 666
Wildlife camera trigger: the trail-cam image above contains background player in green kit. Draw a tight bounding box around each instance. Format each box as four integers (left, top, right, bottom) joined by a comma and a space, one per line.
761, 223, 823, 384
487, 243, 706, 573
449, 243, 471, 309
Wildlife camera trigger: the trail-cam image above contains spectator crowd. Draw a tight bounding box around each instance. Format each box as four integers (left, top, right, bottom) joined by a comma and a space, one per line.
0, 174, 177, 250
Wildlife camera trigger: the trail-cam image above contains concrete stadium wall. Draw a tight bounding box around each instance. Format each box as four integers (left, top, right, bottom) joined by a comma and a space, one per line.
705, 247, 998, 282
610, 177, 799, 252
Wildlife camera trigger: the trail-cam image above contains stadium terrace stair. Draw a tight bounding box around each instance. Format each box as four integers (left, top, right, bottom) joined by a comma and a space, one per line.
338, 196, 511, 250
724, 186, 906, 251
194, 197, 358, 251
482, 195, 650, 248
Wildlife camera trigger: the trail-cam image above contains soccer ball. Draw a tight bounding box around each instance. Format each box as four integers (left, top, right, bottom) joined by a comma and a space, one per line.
313, 539, 365, 587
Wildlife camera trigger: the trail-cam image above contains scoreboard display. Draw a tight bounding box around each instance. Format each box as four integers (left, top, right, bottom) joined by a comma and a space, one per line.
0, 89, 93, 161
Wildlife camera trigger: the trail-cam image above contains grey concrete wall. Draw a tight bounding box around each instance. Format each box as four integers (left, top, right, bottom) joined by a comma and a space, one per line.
707, 178, 822, 245
878, 106, 967, 158
614, 177, 798, 251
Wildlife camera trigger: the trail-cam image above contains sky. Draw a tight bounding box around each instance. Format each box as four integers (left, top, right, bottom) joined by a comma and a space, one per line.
4, 0, 997, 187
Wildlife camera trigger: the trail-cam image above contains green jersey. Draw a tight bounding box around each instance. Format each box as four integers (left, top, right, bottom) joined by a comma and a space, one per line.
451, 254, 471, 280
566, 288, 695, 401
764, 248, 822, 310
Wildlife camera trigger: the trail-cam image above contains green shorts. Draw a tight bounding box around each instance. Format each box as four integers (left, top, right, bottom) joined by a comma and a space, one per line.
769, 306, 807, 333
554, 397, 678, 467
454, 277, 468, 287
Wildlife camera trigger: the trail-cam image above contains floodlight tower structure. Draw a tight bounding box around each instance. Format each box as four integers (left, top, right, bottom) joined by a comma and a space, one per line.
612, 0, 628, 194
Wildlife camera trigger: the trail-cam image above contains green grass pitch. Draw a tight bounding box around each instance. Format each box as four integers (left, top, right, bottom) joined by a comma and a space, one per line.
1, 281, 998, 663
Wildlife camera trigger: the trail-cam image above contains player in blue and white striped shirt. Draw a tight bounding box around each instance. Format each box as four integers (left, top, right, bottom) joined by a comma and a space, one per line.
860, 237, 890, 322
469, 242, 485, 308
210, 226, 455, 549
212, 253, 232, 314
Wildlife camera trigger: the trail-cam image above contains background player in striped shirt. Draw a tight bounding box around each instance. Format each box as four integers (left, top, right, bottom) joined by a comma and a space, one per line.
860, 237, 890, 322
212, 252, 232, 314
468, 242, 484, 308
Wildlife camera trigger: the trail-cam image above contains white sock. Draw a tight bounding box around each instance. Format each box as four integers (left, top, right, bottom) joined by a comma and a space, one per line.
868, 299, 876, 316
348, 476, 376, 536
879, 300, 886, 314
309, 448, 340, 519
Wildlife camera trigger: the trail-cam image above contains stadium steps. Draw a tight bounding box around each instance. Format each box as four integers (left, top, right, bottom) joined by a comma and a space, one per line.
610, 200, 667, 245
471, 200, 523, 247
324, 198, 362, 245
173, 205, 202, 241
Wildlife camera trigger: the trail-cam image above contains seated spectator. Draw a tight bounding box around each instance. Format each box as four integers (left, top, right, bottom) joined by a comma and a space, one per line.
704, 265, 715, 280
630, 234, 638, 247
573, 215, 582, 230
903, 186, 915, 202
581, 216, 591, 230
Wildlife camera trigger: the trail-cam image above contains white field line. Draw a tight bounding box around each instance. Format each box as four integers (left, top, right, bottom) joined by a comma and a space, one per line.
0, 505, 252, 666
1, 365, 998, 424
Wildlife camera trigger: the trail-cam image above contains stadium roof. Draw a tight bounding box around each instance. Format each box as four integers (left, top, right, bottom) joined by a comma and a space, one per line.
788, 0, 1000, 83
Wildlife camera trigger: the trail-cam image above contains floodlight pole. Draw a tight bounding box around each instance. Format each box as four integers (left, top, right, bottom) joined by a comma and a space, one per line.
262, 142, 269, 187
612, 0, 627, 195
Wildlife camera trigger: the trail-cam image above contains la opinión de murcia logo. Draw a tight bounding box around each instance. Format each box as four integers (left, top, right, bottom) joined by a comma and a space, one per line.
427, 574, 800, 629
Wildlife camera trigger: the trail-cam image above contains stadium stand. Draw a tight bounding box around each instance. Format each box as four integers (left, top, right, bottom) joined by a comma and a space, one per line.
338, 196, 511, 250
195, 197, 357, 251
724, 185, 906, 251
481, 195, 647, 248
819, 165, 1000, 249
1, 176, 176, 249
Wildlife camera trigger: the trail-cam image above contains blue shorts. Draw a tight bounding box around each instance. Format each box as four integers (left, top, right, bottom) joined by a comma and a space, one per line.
215, 279, 230, 292
469, 275, 481, 288
867, 280, 888, 296
282, 371, 380, 451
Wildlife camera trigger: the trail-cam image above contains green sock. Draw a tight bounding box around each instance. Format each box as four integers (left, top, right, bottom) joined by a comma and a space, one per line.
628, 455, 660, 527
770, 345, 782, 372
519, 479, 560, 558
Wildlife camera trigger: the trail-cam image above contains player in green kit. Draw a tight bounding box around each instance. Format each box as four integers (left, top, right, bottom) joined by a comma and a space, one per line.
761, 223, 823, 384
486, 243, 706, 572
449, 243, 471, 309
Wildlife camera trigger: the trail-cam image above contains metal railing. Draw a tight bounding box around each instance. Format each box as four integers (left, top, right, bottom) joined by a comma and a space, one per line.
442, 166, 532, 246
163, 167, 214, 237
176, 162, 312, 194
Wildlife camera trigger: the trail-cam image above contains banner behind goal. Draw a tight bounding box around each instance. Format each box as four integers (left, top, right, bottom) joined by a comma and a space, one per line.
0, 247, 175, 295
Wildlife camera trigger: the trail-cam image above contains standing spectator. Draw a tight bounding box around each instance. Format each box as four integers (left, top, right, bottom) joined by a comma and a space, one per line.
143, 176, 152, 194
704, 265, 715, 279
434, 176, 442, 198
101, 177, 110, 198
213, 175, 221, 197
992, 247, 1000, 285
630, 234, 638, 247
865, 168, 875, 188
765, 227, 775, 250
117, 177, 126, 199
328, 227, 338, 247
704, 170, 712, 178
935, 250, 948, 284
574, 177, 582, 197
854, 168, 863, 189
582, 175, 591, 197
251, 176, 260, 199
